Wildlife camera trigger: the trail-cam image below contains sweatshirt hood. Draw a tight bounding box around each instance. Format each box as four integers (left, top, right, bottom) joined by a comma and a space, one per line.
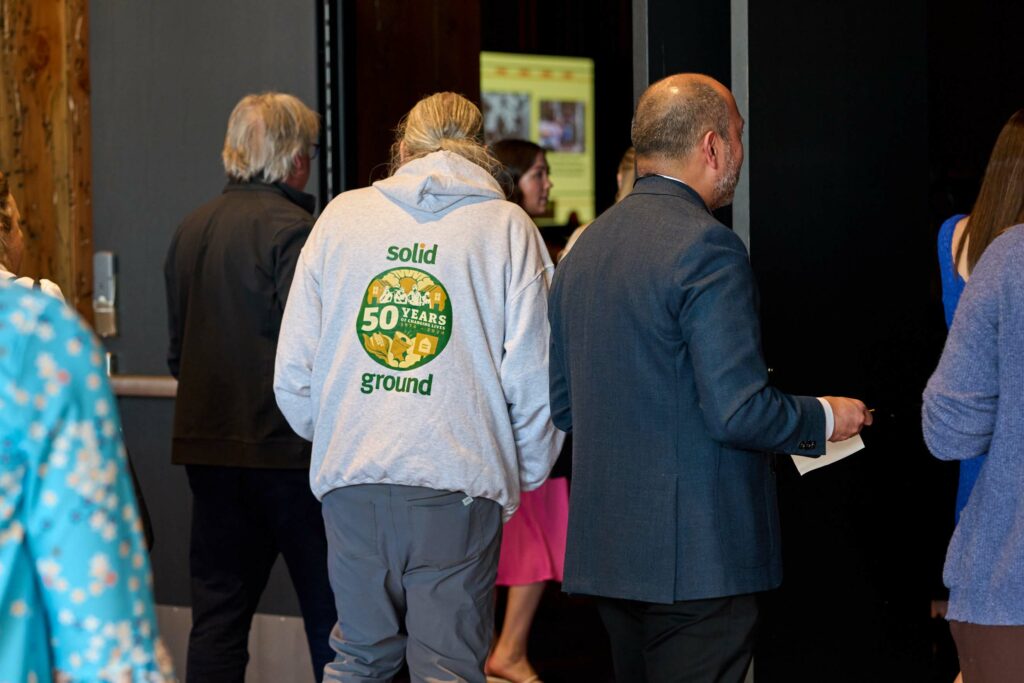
374, 150, 506, 215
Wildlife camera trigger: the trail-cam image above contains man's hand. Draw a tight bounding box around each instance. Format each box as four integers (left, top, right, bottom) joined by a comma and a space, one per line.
823, 396, 873, 442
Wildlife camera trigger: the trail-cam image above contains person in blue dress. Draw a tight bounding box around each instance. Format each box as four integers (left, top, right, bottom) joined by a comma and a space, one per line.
936, 108, 1024, 522
0, 279, 174, 682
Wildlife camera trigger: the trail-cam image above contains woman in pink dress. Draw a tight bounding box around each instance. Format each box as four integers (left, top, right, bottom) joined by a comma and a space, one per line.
488, 139, 570, 683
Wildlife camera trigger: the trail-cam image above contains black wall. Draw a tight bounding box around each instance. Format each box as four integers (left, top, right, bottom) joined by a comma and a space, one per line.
647, 0, 730, 86
743, 1, 1022, 680
746, 2, 942, 679
928, 0, 1024, 222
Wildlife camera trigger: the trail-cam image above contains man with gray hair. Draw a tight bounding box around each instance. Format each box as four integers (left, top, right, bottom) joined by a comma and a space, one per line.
165, 92, 335, 682
548, 74, 873, 681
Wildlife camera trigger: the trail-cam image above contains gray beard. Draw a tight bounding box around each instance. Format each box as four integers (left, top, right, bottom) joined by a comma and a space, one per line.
711, 154, 740, 210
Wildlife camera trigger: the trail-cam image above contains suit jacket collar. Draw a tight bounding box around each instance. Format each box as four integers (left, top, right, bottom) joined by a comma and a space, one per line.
632, 174, 710, 215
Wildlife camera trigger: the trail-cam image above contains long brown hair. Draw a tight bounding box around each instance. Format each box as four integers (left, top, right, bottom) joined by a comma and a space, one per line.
956, 109, 1024, 274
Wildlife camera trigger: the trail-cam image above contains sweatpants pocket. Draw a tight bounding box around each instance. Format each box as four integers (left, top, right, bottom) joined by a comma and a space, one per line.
408, 490, 475, 570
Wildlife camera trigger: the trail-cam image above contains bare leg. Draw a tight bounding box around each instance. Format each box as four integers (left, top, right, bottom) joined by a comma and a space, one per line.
486, 582, 546, 681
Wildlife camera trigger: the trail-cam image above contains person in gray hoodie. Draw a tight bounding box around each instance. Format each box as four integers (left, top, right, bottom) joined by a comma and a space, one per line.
274, 92, 563, 683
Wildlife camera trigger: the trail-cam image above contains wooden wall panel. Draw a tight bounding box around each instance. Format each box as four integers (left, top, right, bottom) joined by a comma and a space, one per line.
0, 0, 92, 318
350, 0, 481, 189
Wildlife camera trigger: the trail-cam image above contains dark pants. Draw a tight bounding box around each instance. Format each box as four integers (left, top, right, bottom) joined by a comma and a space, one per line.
596, 593, 759, 683
950, 620, 1024, 682
186, 465, 336, 683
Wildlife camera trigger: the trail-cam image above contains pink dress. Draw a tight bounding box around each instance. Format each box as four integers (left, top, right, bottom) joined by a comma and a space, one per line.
496, 477, 570, 585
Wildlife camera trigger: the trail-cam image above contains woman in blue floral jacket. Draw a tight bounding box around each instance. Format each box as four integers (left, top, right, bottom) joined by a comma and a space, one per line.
0, 281, 174, 682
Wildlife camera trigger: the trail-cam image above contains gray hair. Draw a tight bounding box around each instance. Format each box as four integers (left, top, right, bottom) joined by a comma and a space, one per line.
390, 92, 501, 177
222, 92, 320, 183
631, 77, 731, 159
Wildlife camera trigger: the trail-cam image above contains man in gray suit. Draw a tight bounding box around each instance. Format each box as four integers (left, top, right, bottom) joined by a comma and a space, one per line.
548, 73, 873, 682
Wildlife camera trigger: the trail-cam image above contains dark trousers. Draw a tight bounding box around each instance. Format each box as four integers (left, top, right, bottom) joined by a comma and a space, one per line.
596, 593, 759, 683
950, 620, 1024, 682
186, 465, 336, 683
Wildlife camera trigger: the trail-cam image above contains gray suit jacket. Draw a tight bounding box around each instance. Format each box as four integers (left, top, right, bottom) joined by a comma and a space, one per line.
548, 175, 825, 604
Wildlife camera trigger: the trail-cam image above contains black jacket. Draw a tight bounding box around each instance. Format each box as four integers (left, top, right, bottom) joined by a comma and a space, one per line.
165, 180, 315, 468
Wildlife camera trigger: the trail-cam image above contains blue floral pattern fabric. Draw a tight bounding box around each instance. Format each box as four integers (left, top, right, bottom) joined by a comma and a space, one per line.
0, 282, 174, 682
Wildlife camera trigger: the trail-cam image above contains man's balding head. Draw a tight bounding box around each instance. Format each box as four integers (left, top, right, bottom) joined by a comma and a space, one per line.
631, 74, 743, 209
631, 74, 733, 162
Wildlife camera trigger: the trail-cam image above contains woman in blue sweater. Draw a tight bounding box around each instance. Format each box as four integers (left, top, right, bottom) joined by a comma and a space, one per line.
936, 109, 1024, 522
924, 223, 1024, 681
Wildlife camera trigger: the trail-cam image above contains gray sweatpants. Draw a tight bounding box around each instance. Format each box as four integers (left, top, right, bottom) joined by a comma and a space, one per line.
321, 484, 502, 683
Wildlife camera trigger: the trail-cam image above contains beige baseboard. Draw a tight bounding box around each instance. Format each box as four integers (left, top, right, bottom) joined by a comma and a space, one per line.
156, 605, 317, 682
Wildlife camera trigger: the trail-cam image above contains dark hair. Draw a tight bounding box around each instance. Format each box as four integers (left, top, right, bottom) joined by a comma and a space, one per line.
957, 109, 1024, 274
0, 170, 11, 232
491, 139, 544, 208
0, 170, 14, 265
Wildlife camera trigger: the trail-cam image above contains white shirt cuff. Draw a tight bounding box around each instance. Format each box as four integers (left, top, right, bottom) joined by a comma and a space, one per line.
817, 397, 834, 440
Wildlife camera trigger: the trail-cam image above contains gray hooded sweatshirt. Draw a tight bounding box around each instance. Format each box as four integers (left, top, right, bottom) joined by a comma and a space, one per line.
274, 151, 563, 519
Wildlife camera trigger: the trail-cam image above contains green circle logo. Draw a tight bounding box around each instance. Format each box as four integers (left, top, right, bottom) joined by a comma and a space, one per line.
357, 267, 452, 371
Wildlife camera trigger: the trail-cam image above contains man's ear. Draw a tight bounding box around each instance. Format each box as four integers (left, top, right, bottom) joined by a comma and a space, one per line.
700, 130, 720, 169
282, 151, 310, 190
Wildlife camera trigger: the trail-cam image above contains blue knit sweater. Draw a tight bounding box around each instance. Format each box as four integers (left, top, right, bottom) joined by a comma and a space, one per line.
923, 224, 1024, 625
